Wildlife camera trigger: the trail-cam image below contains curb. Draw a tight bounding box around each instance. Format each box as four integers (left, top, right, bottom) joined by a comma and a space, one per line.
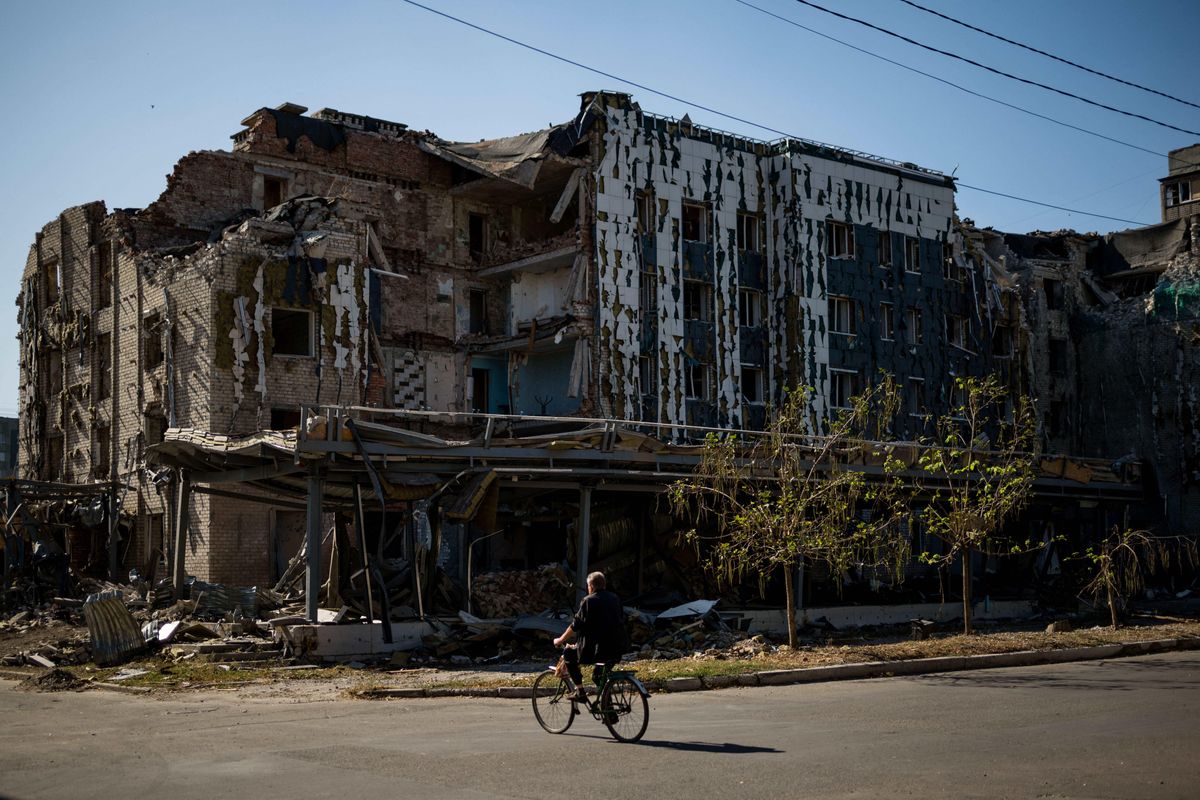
356, 637, 1200, 700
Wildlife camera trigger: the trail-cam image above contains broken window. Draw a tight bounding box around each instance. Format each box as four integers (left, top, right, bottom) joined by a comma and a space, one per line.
880, 302, 895, 341
685, 363, 713, 401
468, 213, 487, 263
828, 296, 856, 336
736, 213, 762, 253
741, 366, 764, 404
738, 289, 765, 328
942, 243, 963, 282
681, 203, 708, 244
270, 408, 302, 430
143, 313, 164, 369
97, 241, 113, 310
683, 281, 713, 322
638, 355, 658, 397
946, 315, 968, 349
95, 425, 110, 479
470, 368, 490, 413
44, 258, 60, 300
1048, 337, 1068, 374
47, 348, 62, 396
1043, 278, 1064, 310
904, 237, 921, 273
97, 333, 111, 400
272, 308, 314, 357
907, 378, 926, 416
829, 369, 858, 409
825, 220, 855, 260
636, 191, 655, 235
468, 289, 489, 335
879, 231, 893, 266
906, 307, 924, 345
1164, 180, 1192, 208
263, 176, 287, 209
639, 261, 658, 323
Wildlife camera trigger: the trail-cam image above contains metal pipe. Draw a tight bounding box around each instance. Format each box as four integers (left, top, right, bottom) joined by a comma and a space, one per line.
576, 484, 592, 601
305, 470, 324, 622
465, 528, 507, 616
172, 470, 190, 594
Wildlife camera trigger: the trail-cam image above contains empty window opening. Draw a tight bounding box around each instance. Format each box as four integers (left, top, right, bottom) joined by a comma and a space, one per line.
907, 378, 926, 416
880, 303, 895, 341
739, 289, 765, 328
272, 308, 314, 357
470, 368, 490, 413
1043, 278, 1064, 310
992, 325, 1013, 357
741, 366, 764, 404
904, 237, 921, 273
639, 355, 658, 396
1049, 337, 1069, 374
97, 333, 111, 400
96, 425, 110, 479
736, 213, 761, 252
946, 315, 968, 349
47, 348, 63, 396
1048, 400, 1069, 438
46, 436, 64, 481
942, 243, 963, 282
145, 413, 167, 447
825, 220, 855, 259
639, 262, 658, 323
44, 258, 60, 299
97, 241, 113, 309
828, 296, 856, 335
636, 191, 655, 235
681, 203, 708, 243
879, 232, 893, 266
270, 408, 302, 430
685, 363, 713, 401
829, 369, 858, 409
263, 176, 287, 209
468, 289, 489, 334
906, 307, 924, 345
143, 313, 164, 369
683, 281, 713, 322
468, 213, 487, 262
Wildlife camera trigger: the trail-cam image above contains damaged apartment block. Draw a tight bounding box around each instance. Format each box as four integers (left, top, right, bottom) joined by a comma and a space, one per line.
10, 93, 1190, 634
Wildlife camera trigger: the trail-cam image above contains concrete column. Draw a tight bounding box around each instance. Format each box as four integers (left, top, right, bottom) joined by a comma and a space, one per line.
576, 485, 592, 601
172, 471, 191, 594
305, 470, 324, 622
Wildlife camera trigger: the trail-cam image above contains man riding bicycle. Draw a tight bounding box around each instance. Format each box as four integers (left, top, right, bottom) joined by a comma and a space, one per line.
552, 571, 625, 700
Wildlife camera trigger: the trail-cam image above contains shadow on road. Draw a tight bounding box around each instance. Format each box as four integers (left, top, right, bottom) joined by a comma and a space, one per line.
631, 740, 783, 754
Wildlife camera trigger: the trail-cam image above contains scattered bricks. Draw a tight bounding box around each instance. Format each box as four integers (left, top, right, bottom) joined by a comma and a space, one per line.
662, 676, 703, 693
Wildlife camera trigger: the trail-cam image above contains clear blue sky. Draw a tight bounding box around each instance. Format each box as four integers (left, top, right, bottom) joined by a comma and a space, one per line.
1, 0, 1196, 419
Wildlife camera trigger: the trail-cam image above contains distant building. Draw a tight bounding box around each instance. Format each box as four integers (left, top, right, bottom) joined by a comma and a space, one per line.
0, 417, 17, 478
1162, 143, 1200, 223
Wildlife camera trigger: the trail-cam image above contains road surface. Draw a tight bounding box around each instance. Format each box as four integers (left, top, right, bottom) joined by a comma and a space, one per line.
2, 651, 1197, 799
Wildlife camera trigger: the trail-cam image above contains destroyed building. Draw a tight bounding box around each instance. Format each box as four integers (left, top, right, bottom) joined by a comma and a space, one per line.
11, 92, 1174, 618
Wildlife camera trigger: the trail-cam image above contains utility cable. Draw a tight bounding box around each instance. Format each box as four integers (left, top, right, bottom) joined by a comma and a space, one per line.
955, 184, 1148, 227
896, 0, 1200, 112
736, 0, 1185, 166
399, 0, 1154, 226
789, 0, 1200, 138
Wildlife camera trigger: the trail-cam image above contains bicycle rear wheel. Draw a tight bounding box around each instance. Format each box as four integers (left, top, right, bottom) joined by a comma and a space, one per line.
532, 670, 576, 734
601, 677, 648, 742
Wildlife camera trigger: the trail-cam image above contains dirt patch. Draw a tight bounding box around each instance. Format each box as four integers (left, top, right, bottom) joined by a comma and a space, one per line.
21, 668, 87, 693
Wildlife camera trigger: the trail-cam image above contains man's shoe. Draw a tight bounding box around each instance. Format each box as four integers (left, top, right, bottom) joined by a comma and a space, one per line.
571, 688, 589, 702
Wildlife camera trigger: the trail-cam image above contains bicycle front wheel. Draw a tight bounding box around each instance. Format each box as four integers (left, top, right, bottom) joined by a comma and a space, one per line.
532, 670, 576, 734
601, 677, 649, 742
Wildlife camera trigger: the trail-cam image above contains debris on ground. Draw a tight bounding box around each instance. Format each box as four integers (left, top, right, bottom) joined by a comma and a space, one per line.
20, 668, 86, 692
470, 564, 573, 618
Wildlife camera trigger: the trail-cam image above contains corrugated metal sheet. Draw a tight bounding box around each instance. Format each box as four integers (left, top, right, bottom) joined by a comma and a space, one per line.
190, 581, 258, 618
83, 592, 146, 666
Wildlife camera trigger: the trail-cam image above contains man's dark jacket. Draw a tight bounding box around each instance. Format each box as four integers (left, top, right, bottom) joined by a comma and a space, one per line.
572, 589, 626, 664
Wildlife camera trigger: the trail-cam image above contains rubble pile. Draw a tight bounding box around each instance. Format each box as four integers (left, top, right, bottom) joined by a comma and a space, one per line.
470, 564, 573, 618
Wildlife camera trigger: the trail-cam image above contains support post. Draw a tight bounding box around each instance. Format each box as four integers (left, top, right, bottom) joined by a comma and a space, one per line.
305, 470, 324, 622
576, 485, 592, 601
172, 471, 191, 594
107, 489, 119, 582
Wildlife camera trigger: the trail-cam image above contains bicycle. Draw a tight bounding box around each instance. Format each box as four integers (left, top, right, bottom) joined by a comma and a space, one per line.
531, 662, 650, 742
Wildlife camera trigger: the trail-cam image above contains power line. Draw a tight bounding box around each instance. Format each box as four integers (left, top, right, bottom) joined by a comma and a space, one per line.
735, 0, 1175, 164
896, 0, 1200, 112
399, 0, 1154, 226
789, 0, 1200, 138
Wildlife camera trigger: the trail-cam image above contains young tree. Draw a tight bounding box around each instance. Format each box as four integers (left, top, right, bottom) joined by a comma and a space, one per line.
1081, 527, 1198, 629
916, 375, 1037, 635
668, 376, 912, 649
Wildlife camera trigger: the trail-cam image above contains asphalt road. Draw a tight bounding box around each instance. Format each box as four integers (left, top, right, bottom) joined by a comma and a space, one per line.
1, 651, 1197, 800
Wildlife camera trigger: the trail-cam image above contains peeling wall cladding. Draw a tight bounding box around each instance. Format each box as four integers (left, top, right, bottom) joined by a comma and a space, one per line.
593, 102, 970, 431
